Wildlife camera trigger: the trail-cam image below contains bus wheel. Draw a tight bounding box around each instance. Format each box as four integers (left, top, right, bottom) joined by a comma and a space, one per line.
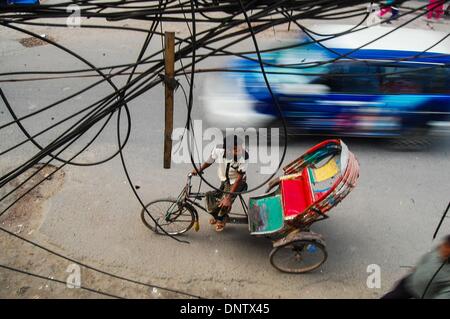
390, 129, 431, 151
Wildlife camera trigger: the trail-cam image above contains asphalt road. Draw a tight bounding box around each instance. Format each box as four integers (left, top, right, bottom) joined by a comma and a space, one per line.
1, 4, 450, 298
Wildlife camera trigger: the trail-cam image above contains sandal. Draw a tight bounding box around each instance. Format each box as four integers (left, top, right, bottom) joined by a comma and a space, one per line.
215, 220, 226, 232
209, 218, 217, 225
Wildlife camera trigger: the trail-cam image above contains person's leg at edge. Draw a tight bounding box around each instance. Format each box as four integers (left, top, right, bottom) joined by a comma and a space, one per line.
381, 277, 415, 299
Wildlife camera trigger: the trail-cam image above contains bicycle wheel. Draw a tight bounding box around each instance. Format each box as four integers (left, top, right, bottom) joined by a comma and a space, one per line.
141, 199, 195, 236
269, 239, 327, 274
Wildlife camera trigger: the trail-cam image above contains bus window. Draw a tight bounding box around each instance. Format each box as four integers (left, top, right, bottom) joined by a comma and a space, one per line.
380, 66, 425, 94
325, 61, 380, 94
426, 67, 450, 94
380, 65, 450, 94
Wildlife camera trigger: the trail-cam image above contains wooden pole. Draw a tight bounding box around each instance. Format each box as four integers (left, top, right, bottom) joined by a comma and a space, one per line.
163, 31, 175, 169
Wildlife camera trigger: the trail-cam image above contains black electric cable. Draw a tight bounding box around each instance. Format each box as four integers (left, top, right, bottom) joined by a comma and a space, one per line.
0, 0, 442, 200
2, 0, 446, 195
433, 202, 450, 240
181, 0, 438, 195
0, 226, 202, 298
0, 263, 125, 299
115, 0, 188, 240
0, 22, 131, 168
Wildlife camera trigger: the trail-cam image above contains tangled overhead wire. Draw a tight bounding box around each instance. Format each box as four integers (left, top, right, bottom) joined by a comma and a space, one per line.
0, 0, 389, 235
1, 0, 448, 206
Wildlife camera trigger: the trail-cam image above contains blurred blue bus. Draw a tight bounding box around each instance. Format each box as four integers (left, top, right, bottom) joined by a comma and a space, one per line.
5, 0, 39, 4
202, 25, 450, 144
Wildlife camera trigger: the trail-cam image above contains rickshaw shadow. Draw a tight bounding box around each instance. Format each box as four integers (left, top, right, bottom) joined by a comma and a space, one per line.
192, 221, 361, 277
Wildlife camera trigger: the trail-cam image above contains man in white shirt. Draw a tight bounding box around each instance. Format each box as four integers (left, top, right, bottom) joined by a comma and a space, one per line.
191, 135, 248, 231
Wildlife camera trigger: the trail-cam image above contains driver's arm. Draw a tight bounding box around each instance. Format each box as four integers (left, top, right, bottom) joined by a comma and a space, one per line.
227, 173, 243, 197
191, 147, 218, 175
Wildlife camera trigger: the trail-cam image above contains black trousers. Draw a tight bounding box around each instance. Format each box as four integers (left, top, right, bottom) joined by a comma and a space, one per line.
381, 277, 415, 299
208, 181, 248, 221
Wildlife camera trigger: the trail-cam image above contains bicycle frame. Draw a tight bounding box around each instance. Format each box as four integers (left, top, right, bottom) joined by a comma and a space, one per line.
180, 174, 249, 220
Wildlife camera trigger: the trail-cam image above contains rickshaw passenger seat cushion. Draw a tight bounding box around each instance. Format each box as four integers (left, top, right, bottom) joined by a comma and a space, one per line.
281, 171, 314, 218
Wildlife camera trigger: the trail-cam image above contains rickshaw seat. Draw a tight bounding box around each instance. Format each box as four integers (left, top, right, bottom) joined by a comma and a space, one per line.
280, 168, 314, 219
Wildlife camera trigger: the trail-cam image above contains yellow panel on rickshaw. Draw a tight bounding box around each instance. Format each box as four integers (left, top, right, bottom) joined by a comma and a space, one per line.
311, 159, 339, 183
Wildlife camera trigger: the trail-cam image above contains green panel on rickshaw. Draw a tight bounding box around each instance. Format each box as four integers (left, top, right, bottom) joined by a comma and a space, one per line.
248, 194, 284, 235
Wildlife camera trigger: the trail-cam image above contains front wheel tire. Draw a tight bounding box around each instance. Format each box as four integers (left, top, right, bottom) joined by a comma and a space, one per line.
141, 199, 196, 236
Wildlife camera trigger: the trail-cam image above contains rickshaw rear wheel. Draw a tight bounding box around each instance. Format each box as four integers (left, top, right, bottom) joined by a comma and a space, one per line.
269, 239, 327, 274
141, 199, 196, 236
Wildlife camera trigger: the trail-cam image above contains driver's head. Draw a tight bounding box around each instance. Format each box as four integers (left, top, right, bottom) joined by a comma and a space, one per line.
223, 134, 244, 160
439, 235, 450, 262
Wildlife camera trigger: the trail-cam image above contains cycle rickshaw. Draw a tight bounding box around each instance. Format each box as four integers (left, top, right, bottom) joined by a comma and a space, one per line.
141, 139, 359, 273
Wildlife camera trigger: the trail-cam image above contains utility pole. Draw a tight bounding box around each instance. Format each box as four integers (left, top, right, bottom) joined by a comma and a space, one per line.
163, 31, 175, 169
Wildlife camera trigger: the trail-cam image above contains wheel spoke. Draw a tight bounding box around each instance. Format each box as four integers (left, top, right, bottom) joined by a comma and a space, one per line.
270, 240, 327, 273
141, 199, 195, 235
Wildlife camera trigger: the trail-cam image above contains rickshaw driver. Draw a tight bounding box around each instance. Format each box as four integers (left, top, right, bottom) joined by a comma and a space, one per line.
191, 135, 249, 232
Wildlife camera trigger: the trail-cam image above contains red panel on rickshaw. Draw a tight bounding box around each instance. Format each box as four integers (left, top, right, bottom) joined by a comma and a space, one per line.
281, 170, 314, 218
